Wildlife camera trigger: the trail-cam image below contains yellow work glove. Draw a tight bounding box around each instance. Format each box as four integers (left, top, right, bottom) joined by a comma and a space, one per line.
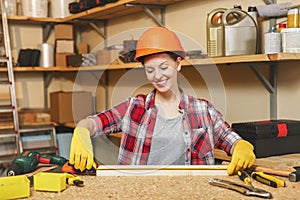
69, 127, 94, 172
227, 140, 256, 175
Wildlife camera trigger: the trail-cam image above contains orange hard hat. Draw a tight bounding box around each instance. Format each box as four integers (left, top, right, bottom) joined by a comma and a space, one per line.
134, 26, 185, 61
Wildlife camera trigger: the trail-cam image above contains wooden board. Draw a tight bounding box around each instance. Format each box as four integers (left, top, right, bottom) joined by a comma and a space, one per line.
97, 165, 228, 176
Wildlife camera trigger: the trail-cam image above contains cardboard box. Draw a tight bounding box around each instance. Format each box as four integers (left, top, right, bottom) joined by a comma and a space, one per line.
19, 108, 51, 125
78, 42, 89, 54
54, 24, 74, 40
97, 49, 120, 65
56, 53, 75, 67
50, 91, 93, 123
56, 40, 75, 53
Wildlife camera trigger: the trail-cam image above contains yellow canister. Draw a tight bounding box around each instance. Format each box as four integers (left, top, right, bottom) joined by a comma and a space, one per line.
287, 7, 299, 28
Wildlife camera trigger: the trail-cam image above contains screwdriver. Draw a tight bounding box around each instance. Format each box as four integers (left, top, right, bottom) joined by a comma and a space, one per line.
238, 169, 286, 188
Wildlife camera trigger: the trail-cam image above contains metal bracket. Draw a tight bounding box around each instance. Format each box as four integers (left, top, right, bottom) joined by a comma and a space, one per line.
74, 19, 108, 38
42, 23, 55, 43
125, 3, 166, 26
73, 19, 108, 47
249, 63, 277, 119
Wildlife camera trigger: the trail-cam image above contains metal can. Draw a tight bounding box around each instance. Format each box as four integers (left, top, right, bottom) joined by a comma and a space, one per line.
264, 30, 281, 54
287, 7, 299, 28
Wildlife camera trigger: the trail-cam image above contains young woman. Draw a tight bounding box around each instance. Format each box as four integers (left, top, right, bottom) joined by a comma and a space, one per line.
69, 26, 255, 175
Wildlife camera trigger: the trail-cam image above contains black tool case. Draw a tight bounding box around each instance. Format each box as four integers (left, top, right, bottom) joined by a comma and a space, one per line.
232, 120, 300, 158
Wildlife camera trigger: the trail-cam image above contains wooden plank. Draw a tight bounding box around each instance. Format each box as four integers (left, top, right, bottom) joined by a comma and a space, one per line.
97, 165, 228, 176
63, 0, 185, 21
268, 53, 300, 61
1, 53, 300, 73
183, 54, 271, 66
8, 16, 63, 23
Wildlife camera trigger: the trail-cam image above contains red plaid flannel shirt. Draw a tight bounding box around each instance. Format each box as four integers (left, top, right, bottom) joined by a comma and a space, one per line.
90, 89, 241, 165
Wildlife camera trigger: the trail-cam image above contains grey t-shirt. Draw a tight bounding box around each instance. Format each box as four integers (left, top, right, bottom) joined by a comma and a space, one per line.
147, 113, 185, 165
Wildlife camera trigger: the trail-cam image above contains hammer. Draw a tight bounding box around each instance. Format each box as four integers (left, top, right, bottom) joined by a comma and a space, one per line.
222, 161, 300, 182
289, 167, 300, 182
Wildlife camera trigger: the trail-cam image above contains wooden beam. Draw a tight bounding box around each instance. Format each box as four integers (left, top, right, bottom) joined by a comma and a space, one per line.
97, 165, 228, 176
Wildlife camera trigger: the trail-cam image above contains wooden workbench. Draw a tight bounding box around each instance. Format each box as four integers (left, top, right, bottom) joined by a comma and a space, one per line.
29, 174, 300, 199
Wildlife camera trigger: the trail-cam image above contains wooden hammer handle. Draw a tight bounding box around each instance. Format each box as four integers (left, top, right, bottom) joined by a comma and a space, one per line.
221, 161, 294, 177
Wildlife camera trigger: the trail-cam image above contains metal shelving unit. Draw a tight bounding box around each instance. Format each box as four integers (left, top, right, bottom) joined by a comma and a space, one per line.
1, 0, 299, 122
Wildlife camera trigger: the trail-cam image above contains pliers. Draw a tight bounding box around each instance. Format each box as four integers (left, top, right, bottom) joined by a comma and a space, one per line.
66, 174, 84, 187
209, 178, 272, 199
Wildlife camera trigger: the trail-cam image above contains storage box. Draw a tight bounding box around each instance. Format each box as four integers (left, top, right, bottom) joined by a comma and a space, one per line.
281, 28, 300, 53
0, 175, 30, 199
54, 24, 74, 40
67, 53, 97, 67
50, 91, 93, 123
232, 120, 300, 158
19, 108, 51, 124
78, 42, 89, 54
34, 172, 66, 192
56, 40, 75, 53
97, 49, 120, 65
56, 53, 75, 67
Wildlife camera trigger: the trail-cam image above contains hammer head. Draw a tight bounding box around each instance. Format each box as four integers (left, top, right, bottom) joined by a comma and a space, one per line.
289, 167, 300, 182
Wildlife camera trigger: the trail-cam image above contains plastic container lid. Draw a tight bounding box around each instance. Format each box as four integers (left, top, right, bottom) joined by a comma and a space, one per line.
278, 23, 287, 28
268, 27, 277, 33
233, 5, 242, 9
248, 6, 257, 12
281, 28, 300, 33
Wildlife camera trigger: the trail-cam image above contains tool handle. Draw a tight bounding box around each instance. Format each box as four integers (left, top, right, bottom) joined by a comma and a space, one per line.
251, 171, 285, 188
221, 161, 293, 177
237, 170, 251, 185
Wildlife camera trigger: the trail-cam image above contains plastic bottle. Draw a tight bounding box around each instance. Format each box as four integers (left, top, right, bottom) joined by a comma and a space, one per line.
248, 6, 258, 25
222, 7, 257, 56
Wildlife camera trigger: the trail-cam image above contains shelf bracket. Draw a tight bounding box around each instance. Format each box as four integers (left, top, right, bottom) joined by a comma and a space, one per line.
88, 20, 108, 40
42, 23, 55, 43
249, 63, 277, 119
73, 19, 108, 41
125, 3, 166, 27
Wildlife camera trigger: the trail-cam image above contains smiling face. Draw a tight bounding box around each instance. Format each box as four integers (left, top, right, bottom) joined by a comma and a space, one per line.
143, 53, 182, 94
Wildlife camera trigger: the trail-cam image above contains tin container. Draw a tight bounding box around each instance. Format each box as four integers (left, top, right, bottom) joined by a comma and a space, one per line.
222, 7, 257, 56
287, 7, 299, 28
264, 31, 281, 54
281, 28, 300, 52
206, 8, 227, 57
